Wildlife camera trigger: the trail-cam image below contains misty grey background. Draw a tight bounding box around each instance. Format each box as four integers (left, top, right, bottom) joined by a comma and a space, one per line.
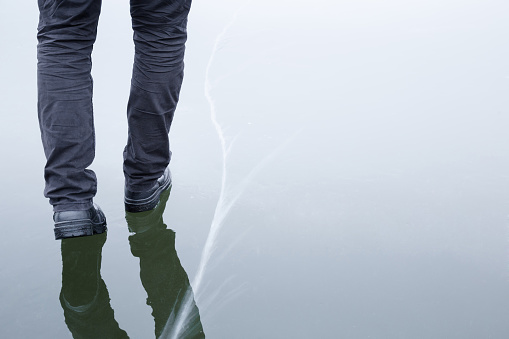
1, 0, 509, 338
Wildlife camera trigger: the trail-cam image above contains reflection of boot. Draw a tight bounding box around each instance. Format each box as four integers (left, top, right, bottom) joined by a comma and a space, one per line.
126, 190, 205, 338
60, 233, 128, 339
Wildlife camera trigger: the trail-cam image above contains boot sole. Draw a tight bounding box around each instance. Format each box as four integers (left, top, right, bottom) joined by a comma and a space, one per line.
54, 217, 107, 240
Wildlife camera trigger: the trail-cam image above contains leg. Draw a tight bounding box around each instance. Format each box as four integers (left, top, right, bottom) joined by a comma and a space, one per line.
124, 0, 192, 192
37, 0, 102, 212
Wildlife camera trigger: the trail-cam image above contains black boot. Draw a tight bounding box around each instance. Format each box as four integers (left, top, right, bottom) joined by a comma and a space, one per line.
54, 204, 107, 240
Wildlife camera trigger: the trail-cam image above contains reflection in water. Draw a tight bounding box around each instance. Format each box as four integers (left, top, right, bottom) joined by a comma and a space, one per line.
60, 232, 128, 338
59, 189, 205, 338
127, 189, 205, 338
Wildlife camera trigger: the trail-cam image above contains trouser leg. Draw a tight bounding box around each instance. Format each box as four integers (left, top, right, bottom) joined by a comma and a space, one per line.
124, 0, 192, 191
37, 0, 102, 212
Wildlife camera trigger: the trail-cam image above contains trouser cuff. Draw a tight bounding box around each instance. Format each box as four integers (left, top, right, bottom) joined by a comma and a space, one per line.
53, 200, 94, 212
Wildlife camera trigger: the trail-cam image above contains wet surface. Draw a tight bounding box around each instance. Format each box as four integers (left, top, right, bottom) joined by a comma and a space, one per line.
2, 0, 509, 338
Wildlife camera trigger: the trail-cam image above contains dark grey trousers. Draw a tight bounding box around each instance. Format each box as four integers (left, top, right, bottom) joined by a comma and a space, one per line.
37, 0, 191, 212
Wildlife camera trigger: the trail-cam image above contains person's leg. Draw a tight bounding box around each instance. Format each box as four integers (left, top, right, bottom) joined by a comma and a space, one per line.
37, 0, 102, 212
123, 0, 192, 193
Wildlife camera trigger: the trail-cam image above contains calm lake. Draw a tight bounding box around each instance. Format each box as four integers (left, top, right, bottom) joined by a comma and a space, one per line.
1, 0, 509, 338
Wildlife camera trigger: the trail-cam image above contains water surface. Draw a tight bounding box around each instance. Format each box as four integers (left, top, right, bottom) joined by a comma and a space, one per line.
1, 0, 509, 338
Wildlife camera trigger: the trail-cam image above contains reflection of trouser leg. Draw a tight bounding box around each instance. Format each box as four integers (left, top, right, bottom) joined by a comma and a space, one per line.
60, 233, 128, 338
130, 228, 204, 338
37, 0, 102, 212
123, 0, 192, 192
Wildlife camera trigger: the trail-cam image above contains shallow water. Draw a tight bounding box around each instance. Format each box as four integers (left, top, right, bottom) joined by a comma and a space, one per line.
2, 0, 509, 338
